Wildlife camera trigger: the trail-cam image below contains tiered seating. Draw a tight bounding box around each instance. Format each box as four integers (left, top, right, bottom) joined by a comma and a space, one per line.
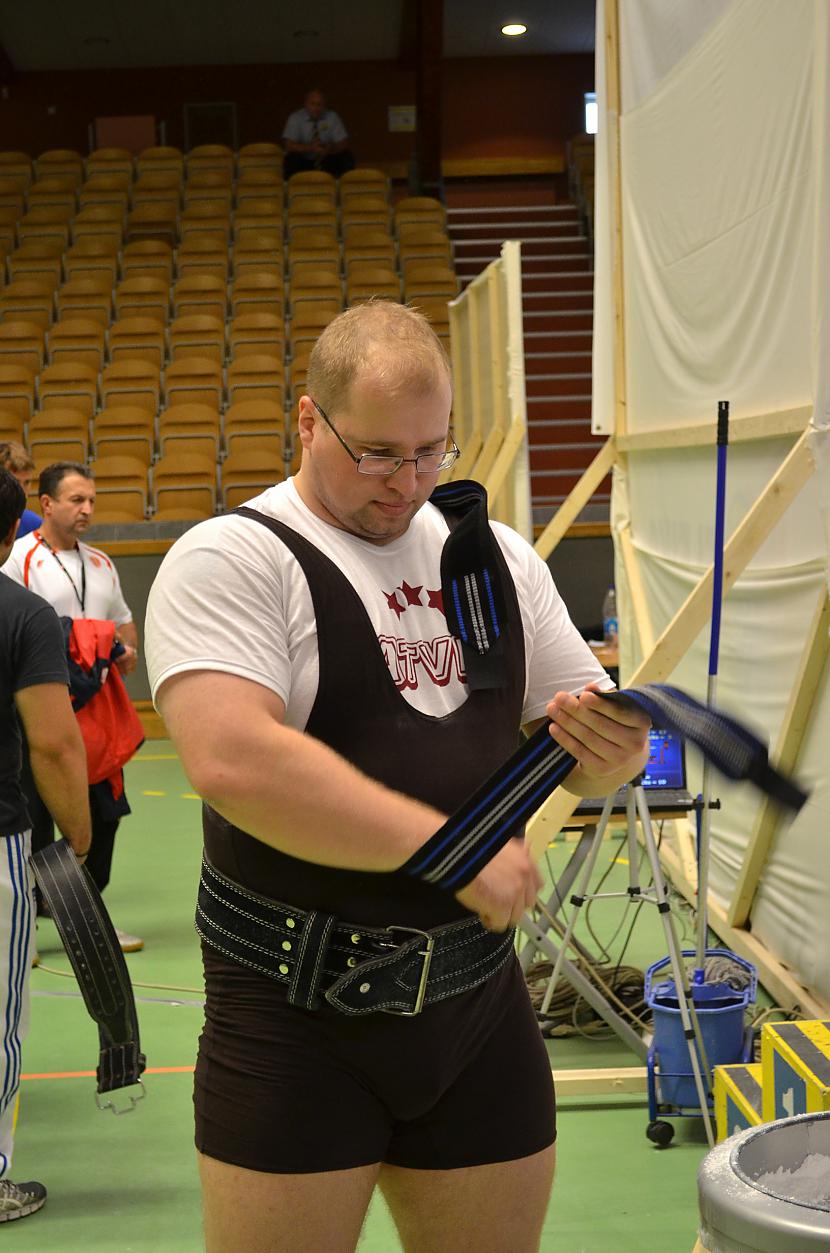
0, 146, 458, 520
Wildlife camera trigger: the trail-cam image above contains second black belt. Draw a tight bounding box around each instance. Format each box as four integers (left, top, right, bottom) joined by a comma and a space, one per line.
196, 855, 514, 1016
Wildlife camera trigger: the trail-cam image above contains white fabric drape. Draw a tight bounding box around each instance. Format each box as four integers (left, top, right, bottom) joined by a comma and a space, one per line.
596, 0, 830, 1002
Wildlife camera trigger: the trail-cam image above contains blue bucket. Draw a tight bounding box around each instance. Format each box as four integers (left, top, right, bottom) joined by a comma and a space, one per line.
646, 948, 757, 1109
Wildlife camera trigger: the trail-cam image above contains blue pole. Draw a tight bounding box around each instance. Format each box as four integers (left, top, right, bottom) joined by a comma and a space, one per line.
694, 401, 730, 984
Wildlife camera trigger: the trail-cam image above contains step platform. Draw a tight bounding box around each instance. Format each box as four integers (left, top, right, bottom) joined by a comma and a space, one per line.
713, 1062, 763, 1142
761, 1018, 830, 1121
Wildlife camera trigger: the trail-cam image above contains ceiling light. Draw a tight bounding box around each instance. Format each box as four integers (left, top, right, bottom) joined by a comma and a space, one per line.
501, 23, 527, 37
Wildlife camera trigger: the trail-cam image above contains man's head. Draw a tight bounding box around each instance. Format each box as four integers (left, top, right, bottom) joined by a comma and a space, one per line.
0, 441, 36, 496
39, 462, 96, 549
0, 466, 25, 564
304, 89, 326, 120
296, 301, 454, 545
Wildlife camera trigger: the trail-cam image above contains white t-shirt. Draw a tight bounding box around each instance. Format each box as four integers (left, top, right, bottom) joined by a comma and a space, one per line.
3, 531, 133, 626
146, 479, 611, 730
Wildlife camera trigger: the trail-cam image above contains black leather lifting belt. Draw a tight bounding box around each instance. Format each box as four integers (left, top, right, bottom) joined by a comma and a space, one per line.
30, 839, 146, 1113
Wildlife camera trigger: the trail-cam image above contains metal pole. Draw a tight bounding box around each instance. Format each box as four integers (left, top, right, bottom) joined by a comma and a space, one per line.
695, 400, 730, 979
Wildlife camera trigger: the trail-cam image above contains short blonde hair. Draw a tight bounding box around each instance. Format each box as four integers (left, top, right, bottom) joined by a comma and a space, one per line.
306, 301, 451, 415
0, 441, 35, 475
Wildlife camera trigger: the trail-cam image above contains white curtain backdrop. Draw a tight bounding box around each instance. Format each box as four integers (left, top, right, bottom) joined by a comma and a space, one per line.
595, 0, 830, 1001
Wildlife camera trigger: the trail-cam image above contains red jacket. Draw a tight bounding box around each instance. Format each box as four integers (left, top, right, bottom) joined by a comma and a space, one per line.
66, 618, 145, 789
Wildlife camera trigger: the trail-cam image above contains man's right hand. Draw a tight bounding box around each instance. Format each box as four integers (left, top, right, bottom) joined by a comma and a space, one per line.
454, 839, 542, 932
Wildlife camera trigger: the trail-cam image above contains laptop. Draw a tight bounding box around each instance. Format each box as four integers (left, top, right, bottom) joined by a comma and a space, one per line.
574, 726, 696, 817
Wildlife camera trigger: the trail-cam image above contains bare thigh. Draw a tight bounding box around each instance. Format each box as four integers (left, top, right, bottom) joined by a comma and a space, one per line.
379, 1143, 556, 1253
198, 1151, 381, 1253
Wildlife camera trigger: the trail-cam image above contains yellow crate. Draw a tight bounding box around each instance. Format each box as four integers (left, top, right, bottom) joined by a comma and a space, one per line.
714, 1062, 763, 1142
761, 1019, 830, 1122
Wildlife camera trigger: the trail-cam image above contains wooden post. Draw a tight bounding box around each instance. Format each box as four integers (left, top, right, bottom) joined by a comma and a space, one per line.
618, 518, 655, 658
727, 587, 830, 926
605, 0, 627, 437
534, 438, 617, 560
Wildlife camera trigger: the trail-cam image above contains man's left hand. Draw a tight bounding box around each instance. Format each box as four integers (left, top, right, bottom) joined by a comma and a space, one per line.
115, 644, 138, 676
547, 682, 651, 790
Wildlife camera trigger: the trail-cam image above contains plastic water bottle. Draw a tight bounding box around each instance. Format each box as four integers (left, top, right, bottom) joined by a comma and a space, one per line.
602, 587, 618, 647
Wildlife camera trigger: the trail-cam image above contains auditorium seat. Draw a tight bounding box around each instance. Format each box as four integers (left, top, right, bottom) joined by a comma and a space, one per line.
0, 364, 36, 422
289, 301, 340, 356
228, 312, 284, 360
115, 276, 170, 324
38, 360, 99, 419
177, 236, 229, 284
234, 199, 284, 246
397, 226, 453, 277
290, 267, 343, 312
236, 170, 283, 206
237, 143, 283, 176
394, 196, 447, 232
18, 206, 73, 250
126, 203, 178, 247
341, 196, 391, 235
0, 152, 32, 187
180, 202, 231, 246
339, 168, 389, 202
222, 399, 284, 455
342, 227, 396, 273
92, 405, 154, 465
122, 239, 174, 284
100, 359, 161, 413
0, 320, 45, 374
184, 170, 233, 210
7, 243, 63, 286
169, 314, 225, 364
0, 407, 24, 443
409, 296, 451, 337
56, 276, 112, 327
27, 176, 77, 214
233, 231, 284, 277
64, 238, 120, 286
288, 235, 341, 280
403, 262, 459, 300
28, 406, 89, 464
0, 279, 55, 329
86, 148, 134, 181
89, 453, 149, 516
164, 356, 223, 409
108, 316, 167, 369
35, 149, 84, 185
136, 147, 184, 179
226, 354, 284, 408
287, 170, 336, 205
345, 266, 401, 305
287, 197, 338, 235
186, 145, 235, 180
231, 271, 283, 320
153, 450, 217, 515
158, 402, 221, 460
132, 170, 181, 213
0, 179, 26, 219
173, 274, 227, 323
71, 205, 124, 250
48, 317, 106, 372
221, 444, 284, 509
79, 173, 131, 213
90, 489, 147, 523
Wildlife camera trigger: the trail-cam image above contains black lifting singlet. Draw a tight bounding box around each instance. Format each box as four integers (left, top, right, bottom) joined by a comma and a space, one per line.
202, 507, 527, 929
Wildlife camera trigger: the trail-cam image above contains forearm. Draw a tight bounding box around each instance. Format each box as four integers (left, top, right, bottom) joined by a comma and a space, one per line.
562, 743, 650, 798
118, 621, 138, 651
29, 741, 92, 855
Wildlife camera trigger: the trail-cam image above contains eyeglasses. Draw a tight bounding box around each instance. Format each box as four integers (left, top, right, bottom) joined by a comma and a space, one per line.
311, 399, 460, 476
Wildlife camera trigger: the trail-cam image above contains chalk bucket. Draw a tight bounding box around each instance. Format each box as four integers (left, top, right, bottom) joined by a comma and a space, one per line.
645, 949, 756, 1108
698, 1110, 830, 1251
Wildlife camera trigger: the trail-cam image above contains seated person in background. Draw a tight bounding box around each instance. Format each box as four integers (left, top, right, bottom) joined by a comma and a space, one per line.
283, 88, 356, 179
0, 443, 40, 538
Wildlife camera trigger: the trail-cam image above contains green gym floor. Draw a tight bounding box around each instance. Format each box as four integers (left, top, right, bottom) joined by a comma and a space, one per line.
15, 742, 716, 1251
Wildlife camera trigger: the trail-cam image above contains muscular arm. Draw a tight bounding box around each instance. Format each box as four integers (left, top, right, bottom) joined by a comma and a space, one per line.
14, 683, 92, 857
159, 670, 540, 929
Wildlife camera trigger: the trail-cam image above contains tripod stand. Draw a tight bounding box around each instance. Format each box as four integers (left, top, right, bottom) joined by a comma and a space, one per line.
519, 778, 716, 1146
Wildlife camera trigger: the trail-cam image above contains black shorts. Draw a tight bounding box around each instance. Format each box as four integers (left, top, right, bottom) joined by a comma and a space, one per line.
195, 941, 556, 1174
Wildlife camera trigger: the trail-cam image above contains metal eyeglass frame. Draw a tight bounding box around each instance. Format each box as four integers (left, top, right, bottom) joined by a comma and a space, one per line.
311, 399, 460, 476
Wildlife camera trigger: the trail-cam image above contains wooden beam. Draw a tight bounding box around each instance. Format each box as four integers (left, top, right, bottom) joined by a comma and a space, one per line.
618, 519, 655, 657
605, 0, 627, 437
533, 437, 617, 561
552, 1066, 647, 1097
617, 405, 811, 453
727, 587, 830, 927
627, 429, 815, 685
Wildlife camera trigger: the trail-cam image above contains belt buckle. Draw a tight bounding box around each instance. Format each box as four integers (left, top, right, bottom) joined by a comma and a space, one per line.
382, 925, 435, 1017
95, 1078, 146, 1116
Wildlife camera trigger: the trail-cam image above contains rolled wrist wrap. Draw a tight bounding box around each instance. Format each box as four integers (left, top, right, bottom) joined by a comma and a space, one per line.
402, 683, 809, 893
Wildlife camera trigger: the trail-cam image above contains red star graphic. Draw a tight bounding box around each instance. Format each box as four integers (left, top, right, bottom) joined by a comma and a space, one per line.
399, 581, 423, 607
426, 587, 444, 614
384, 589, 406, 618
